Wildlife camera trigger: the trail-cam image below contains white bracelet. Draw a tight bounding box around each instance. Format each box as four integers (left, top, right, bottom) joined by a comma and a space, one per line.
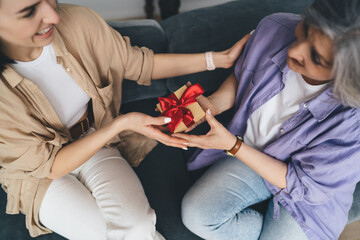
205, 51, 216, 71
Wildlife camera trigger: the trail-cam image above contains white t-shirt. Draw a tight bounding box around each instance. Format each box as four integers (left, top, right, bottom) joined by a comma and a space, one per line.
10, 45, 90, 128
244, 69, 329, 150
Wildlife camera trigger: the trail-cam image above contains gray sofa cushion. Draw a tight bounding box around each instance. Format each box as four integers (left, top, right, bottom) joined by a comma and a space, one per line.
108, 20, 169, 104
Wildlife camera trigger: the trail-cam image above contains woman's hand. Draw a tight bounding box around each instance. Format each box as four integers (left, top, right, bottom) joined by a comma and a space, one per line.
172, 109, 237, 151
185, 71, 238, 132
48, 112, 187, 179
213, 33, 251, 69
117, 112, 188, 148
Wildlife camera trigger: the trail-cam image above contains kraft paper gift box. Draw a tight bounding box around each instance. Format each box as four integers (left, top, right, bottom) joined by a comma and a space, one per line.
157, 84, 205, 133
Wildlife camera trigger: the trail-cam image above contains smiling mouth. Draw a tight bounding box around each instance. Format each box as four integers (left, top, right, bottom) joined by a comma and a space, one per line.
36, 25, 53, 35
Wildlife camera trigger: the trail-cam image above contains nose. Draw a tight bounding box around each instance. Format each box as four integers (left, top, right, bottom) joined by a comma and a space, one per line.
41, 2, 60, 25
288, 38, 308, 66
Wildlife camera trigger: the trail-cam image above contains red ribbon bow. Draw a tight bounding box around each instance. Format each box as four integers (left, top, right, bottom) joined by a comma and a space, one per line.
158, 83, 204, 133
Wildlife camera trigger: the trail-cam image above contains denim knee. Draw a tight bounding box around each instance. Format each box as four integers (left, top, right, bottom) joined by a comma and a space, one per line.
181, 189, 211, 236
182, 193, 264, 240
182, 185, 265, 240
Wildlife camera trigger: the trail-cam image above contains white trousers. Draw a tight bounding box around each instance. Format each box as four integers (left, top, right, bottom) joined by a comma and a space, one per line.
39, 147, 157, 240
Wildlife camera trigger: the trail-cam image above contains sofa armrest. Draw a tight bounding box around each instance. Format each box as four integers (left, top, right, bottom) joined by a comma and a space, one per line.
107, 19, 169, 104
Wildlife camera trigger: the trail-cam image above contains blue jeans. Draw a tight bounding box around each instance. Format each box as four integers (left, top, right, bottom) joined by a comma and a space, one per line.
182, 156, 308, 240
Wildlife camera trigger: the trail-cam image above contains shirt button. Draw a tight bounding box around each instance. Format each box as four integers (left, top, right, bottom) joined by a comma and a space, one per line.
303, 103, 308, 108
280, 129, 285, 134
66, 67, 71, 72
302, 223, 306, 227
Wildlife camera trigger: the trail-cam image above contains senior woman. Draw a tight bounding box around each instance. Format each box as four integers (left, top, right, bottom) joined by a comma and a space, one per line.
0, 0, 248, 239
173, 0, 360, 239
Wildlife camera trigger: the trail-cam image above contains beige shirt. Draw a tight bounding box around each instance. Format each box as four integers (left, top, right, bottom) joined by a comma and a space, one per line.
0, 4, 157, 237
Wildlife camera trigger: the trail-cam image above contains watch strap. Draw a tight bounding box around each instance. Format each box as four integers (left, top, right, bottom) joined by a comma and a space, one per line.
224, 135, 243, 156
205, 51, 216, 71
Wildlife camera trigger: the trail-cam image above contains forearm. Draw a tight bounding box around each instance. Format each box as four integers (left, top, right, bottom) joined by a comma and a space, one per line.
208, 72, 238, 114
235, 142, 288, 189
48, 112, 186, 179
152, 52, 229, 79
151, 34, 250, 80
47, 118, 124, 179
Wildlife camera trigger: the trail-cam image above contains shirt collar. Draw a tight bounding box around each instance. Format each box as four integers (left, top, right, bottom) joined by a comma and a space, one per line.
51, 26, 69, 57
271, 45, 290, 74
271, 45, 342, 121
1, 66, 23, 88
1, 27, 69, 88
306, 85, 342, 121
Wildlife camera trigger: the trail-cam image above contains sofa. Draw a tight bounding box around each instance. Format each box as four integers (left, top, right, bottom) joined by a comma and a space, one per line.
1, 1, 359, 239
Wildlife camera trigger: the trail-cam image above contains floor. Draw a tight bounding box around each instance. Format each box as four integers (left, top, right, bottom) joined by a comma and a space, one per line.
339, 221, 360, 240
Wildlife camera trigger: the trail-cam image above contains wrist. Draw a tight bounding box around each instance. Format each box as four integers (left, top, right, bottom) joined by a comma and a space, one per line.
212, 52, 225, 68
206, 95, 219, 115
224, 135, 243, 156
226, 134, 238, 150
208, 93, 231, 115
212, 51, 231, 69
113, 114, 128, 133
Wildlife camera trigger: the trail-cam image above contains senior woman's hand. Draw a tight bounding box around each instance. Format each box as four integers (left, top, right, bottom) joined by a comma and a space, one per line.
185, 71, 239, 132
172, 109, 237, 151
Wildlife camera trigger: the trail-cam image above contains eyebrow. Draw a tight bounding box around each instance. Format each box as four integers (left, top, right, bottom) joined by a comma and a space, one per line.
311, 46, 331, 66
319, 52, 332, 66
304, 23, 332, 67
16, 2, 40, 14
313, 42, 332, 67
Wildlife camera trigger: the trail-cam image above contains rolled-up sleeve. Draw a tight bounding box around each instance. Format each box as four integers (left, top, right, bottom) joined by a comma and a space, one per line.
0, 128, 63, 180
284, 140, 360, 205
77, 7, 154, 86
0, 100, 65, 180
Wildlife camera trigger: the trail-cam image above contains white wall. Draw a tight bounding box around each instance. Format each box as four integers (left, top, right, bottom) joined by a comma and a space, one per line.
58, 0, 233, 20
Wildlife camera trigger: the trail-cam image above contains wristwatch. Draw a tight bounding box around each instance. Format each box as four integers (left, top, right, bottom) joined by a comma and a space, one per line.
224, 135, 243, 156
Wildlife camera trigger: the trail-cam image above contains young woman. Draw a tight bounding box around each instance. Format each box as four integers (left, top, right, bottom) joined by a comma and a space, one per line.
173, 0, 360, 239
0, 0, 248, 239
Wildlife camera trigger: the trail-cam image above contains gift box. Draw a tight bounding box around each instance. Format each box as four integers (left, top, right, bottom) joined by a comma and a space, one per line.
157, 83, 205, 133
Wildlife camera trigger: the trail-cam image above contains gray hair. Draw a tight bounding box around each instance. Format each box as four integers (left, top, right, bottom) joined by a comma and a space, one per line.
303, 0, 360, 108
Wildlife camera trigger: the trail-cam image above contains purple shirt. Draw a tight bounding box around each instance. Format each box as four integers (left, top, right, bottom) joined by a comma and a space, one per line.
188, 13, 360, 240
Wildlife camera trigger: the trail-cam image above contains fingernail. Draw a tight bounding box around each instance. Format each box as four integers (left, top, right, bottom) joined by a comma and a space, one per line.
250, 30, 255, 35
207, 109, 212, 115
182, 147, 188, 150
184, 142, 189, 145
164, 118, 172, 123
